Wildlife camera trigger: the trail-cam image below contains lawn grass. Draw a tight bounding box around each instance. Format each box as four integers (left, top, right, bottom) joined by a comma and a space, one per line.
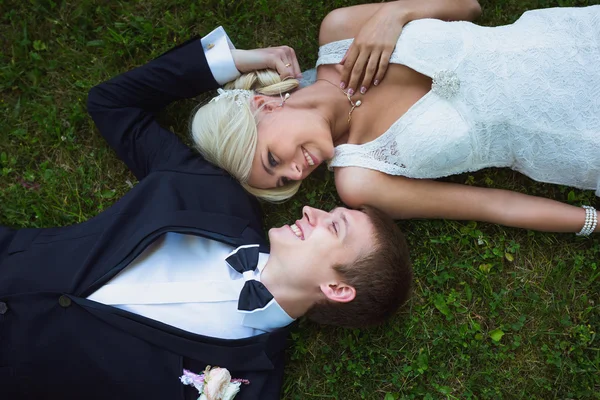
1, 0, 599, 398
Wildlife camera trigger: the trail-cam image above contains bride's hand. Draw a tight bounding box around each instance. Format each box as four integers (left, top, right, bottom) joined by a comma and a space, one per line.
340, 4, 405, 95
231, 47, 302, 81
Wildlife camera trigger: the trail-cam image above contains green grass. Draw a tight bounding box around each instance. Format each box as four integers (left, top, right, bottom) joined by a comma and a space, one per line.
1, 0, 599, 398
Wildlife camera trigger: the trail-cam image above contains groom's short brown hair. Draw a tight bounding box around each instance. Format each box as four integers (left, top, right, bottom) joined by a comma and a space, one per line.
306, 206, 412, 328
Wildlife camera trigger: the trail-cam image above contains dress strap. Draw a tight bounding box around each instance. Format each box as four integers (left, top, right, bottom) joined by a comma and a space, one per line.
316, 39, 353, 67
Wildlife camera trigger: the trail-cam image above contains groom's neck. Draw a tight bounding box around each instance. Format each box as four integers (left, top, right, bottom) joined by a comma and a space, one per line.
261, 259, 316, 319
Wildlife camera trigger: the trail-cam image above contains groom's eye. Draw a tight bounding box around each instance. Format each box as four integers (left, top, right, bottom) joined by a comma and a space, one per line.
268, 152, 279, 167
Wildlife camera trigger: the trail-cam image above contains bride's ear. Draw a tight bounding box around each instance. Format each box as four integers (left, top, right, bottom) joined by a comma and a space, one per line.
252, 95, 277, 112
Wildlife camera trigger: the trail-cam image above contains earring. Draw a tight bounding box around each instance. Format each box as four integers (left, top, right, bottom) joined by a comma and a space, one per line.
279, 92, 290, 107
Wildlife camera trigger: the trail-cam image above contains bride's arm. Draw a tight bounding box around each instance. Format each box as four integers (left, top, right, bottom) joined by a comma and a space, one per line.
320, 1, 481, 93
320, 0, 481, 45
335, 167, 599, 233
394, 0, 482, 25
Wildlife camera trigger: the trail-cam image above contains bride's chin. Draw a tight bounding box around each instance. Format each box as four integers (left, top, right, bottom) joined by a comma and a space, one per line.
324, 144, 335, 160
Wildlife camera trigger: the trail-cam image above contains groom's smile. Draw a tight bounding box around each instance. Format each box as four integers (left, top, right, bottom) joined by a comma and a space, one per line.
268, 206, 376, 275
289, 223, 305, 240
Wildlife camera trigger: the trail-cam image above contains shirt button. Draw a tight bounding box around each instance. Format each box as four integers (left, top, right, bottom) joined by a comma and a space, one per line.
0, 302, 8, 314
58, 295, 72, 308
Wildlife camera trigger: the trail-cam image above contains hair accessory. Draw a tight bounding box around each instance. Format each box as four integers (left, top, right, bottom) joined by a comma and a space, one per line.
210, 88, 253, 107
576, 205, 597, 236
279, 92, 290, 107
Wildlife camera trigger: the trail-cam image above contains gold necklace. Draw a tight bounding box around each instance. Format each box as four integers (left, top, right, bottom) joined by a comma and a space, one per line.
316, 79, 362, 125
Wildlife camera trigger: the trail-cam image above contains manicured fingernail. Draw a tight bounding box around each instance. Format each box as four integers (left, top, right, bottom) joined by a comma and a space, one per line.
374, 79, 379, 86
360, 86, 366, 94
347, 88, 354, 96
340, 82, 346, 90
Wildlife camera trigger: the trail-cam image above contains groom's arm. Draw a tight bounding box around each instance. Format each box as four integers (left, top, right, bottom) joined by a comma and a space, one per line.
87, 28, 241, 180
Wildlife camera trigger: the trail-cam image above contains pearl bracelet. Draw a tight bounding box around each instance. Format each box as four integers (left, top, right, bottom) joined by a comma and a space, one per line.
576, 205, 597, 237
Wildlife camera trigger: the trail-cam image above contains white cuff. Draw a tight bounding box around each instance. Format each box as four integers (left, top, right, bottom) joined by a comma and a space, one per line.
201, 26, 240, 85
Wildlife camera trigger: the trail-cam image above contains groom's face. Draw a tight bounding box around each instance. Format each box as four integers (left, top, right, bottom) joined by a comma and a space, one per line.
267, 206, 375, 285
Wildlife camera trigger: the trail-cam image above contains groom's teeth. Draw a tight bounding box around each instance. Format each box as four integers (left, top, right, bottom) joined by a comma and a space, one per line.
302, 148, 315, 166
290, 224, 304, 240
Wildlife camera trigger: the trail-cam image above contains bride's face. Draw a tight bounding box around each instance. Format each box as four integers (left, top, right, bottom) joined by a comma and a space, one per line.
248, 98, 335, 190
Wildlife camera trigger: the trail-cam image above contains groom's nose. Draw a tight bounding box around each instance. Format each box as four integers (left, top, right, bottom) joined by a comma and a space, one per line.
302, 206, 327, 226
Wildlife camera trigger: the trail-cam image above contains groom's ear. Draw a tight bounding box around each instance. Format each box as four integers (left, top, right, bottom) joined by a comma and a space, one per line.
252, 95, 277, 112
319, 282, 356, 303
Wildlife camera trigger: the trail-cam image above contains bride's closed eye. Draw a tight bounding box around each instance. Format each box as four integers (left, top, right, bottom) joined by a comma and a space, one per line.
268, 152, 291, 187
268, 152, 279, 167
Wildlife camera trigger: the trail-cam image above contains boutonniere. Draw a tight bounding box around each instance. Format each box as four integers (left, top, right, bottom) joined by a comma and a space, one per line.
180, 366, 250, 400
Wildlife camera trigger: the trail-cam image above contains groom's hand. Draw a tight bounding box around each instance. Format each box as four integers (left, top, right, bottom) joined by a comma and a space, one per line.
231, 47, 302, 81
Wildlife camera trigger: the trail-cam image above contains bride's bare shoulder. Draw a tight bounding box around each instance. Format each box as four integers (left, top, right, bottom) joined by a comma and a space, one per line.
334, 166, 402, 208
319, 4, 385, 46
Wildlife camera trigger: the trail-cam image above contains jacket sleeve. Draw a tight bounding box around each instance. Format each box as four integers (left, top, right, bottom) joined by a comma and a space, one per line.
87, 37, 221, 180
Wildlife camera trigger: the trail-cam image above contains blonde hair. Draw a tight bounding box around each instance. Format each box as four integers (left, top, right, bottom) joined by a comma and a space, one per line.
190, 70, 301, 202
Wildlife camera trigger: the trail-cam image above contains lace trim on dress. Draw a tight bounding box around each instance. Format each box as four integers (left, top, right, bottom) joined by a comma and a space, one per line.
318, 7, 600, 194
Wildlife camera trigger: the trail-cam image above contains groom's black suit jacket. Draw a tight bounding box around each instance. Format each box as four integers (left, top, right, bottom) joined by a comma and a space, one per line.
0, 38, 291, 399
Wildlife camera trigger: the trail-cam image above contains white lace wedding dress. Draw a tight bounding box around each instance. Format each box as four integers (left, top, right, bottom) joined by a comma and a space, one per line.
315, 6, 600, 196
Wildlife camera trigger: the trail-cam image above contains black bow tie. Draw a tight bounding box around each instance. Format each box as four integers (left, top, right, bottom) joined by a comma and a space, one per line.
226, 245, 274, 312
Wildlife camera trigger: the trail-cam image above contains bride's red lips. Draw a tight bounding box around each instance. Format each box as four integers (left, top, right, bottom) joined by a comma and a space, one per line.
303, 147, 319, 167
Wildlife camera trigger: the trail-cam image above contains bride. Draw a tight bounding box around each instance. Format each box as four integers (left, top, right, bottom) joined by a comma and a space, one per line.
191, 1, 600, 235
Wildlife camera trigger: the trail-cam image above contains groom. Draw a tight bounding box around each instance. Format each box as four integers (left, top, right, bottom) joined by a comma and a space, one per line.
0, 28, 412, 399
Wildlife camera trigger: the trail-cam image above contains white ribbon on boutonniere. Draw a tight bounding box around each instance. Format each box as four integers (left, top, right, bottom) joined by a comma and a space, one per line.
180, 366, 250, 400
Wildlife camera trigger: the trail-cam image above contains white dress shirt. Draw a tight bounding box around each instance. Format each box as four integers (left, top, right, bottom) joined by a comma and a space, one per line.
88, 233, 294, 339
88, 30, 295, 339
200, 26, 241, 85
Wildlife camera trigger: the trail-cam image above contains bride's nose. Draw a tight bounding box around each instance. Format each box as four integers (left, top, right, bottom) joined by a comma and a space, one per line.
288, 162, 303, 180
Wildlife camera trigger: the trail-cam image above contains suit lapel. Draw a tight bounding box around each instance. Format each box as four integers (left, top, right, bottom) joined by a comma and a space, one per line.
79, 210, 268, 297
71, 209, 283, 373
